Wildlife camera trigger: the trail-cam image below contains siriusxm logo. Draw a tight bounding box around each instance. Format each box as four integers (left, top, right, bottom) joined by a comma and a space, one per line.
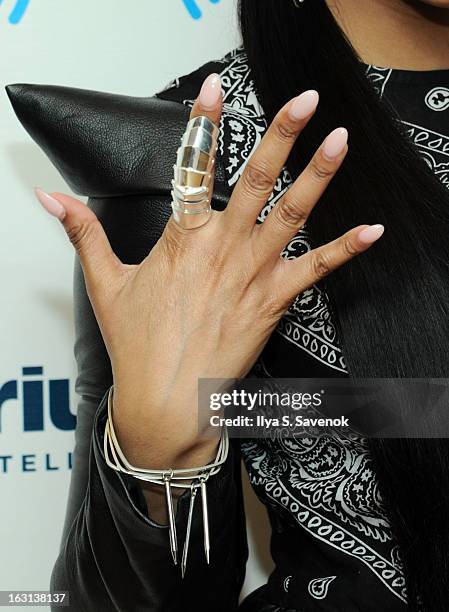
0, 0, 30, 24
183, 0, 221, 19
0, 367, 76, 433
1, 367, 75, 474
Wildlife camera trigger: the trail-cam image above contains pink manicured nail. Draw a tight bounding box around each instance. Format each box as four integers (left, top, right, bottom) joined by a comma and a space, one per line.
199, 73, 222, 110
35, 188, 66, 220
323, 128, 348, 160
289, 90, 319, 121
358, 224, 385, 245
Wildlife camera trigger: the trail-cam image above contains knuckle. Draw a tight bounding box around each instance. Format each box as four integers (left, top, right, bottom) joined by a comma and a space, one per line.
263, 295, 285, 319
243, 162, 275, 196
66, 220, 97, 254
163, 216, 222, 263
309, 159, 334, 184
342, 236, 359, 258
273, 120, 297, 143
163, 220, 189, 256
274, 197, 308, 229
311, 251, 332, 280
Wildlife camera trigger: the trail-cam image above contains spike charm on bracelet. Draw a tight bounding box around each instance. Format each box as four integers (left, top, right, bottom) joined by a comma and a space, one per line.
181, 484, 198, 579
164, 472, 178, 566
200, 476, 211, 565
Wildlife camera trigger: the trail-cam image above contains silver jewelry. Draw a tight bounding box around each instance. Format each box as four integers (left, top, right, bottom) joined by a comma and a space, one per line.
171, 115, 219, 230
103, 386, 228, 573
181, 484, 198, 578
293, 0, 305, 6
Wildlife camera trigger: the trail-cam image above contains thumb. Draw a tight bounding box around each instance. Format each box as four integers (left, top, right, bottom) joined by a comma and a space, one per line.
35, 188, 122, 290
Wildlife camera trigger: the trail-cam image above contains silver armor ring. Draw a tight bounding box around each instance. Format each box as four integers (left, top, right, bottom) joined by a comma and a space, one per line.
171, 115, 219, 230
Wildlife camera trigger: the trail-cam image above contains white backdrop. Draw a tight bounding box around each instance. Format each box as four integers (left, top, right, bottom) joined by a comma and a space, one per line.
0, 0, 272, 609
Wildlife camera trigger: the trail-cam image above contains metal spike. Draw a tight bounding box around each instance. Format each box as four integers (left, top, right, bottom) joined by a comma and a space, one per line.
164, 475, 178, 565
200, 478, 210, 565
181, 485, 198, 579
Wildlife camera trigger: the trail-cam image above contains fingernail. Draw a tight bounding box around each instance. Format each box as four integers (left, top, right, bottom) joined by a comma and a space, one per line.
358, 224, 385, 245
35, 188, 66, 220
323, 127, 348, 160
289, 90, 319, 121
199, 73, 222, 110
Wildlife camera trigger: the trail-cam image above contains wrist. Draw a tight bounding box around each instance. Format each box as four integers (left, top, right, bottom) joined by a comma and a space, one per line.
109, 382, 213, 469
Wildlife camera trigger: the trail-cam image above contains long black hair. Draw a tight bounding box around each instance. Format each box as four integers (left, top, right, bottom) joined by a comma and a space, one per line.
239, 1, 449, 609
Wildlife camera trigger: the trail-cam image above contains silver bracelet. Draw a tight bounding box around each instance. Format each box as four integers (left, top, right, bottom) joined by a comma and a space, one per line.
103, 386, 229, 576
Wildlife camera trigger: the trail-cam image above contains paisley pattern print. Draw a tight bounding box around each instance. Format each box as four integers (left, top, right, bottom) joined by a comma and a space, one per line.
169, 48, 448, 607
403, 122, 449, 190
240, 436, 406, 602
365, 65, 393, 98
308, 576, 337, 600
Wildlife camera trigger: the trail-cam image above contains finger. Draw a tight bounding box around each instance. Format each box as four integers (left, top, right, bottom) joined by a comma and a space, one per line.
256, 128, 348, 259
278, 224, 385, 302
35, 188, 122, 290
166, 74, 223, 237
224, 90, 319, 232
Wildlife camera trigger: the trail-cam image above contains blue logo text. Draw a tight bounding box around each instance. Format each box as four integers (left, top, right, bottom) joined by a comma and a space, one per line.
0, 0, 30, 25
182, 0, 221, 20
0, 367, 76, 433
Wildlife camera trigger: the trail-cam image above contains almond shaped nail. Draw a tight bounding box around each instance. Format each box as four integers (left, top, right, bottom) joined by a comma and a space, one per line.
35, 188, 66, 220
289, 90, 319, 121
323, 128, 348, 161
199, 74, 222, 110
358, 224, 385, 245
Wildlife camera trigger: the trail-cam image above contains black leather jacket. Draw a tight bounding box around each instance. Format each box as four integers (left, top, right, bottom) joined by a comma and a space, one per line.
6, 68, 257, 612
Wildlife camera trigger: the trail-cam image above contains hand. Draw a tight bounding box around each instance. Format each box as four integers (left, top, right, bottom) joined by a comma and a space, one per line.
35, 74, 383, 470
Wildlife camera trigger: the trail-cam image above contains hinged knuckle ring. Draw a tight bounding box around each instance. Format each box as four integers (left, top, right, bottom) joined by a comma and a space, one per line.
171, 115, 220, 230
